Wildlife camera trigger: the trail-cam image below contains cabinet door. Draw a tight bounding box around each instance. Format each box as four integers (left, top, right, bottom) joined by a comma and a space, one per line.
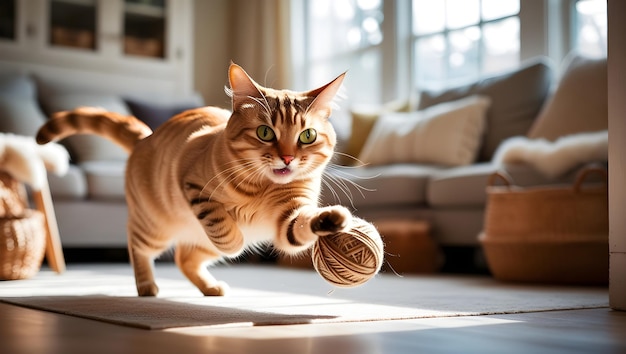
122, 0, 166, 59
0, 0, 39, 52
0, 0, 17, 41
48, 0, 98, 51
0, 0, 192, 96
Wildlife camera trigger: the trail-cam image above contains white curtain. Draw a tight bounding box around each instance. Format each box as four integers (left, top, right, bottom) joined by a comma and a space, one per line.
229, 0, 293, 90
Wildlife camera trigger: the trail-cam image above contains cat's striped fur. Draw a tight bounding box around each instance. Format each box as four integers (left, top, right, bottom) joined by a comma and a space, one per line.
37, 64, 351, 296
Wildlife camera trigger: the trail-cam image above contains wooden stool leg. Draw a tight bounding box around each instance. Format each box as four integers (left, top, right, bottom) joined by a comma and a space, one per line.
32, 182, 66, 274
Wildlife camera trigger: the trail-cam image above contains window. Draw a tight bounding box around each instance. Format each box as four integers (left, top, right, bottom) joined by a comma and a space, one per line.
303, 0, 384, 105
411, 0, 520, 91
297, 0, 607, 106
574, 0, 607, 58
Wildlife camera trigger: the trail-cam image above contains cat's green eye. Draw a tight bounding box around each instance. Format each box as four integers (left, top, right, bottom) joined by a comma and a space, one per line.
256, 125, 275, 142
299, 128, 317, 144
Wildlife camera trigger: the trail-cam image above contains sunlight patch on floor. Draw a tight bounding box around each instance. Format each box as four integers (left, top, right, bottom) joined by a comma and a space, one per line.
167, 316, 522, 339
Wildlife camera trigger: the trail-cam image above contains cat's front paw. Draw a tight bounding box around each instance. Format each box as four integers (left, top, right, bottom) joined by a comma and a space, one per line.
312, 206, 352, 236
137, 282, 159, 297
199, 280, 230, 296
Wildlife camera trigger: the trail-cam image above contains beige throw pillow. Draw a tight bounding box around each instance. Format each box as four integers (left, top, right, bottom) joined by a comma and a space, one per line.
527, 53, 607, 141
341, 99, 413, 165
358, 95, 491, 166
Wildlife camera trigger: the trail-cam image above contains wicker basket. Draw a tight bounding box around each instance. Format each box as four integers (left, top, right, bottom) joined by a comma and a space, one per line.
0, 171, 27, 218
480, 165, 608, 285
0, 210, 47, 280
0, 171, 48, 280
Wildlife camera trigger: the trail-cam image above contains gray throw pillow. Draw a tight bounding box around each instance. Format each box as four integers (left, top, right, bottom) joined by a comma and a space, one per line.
0, 72, 37, 98
125, 98, 202, 130
527, 54, 607, 141
0, 96, 47, 136
418, 58, 554, 162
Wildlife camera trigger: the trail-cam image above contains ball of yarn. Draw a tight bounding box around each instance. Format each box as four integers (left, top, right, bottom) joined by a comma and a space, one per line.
311, 217, 383, 287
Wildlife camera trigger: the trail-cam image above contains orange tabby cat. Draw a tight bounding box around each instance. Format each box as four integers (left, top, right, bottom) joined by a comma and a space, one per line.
37, 64, 353, 296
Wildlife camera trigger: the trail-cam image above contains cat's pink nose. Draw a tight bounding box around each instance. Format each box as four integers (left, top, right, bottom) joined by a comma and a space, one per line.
281, 155, 295, 165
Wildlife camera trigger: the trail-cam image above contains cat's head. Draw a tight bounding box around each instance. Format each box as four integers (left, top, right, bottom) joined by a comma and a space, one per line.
225, 63, 345, 185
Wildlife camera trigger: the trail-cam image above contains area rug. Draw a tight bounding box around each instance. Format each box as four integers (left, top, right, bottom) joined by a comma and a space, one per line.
0, 264, 608, 330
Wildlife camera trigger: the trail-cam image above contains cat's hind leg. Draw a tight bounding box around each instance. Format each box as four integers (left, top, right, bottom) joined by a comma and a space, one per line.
174, 243, 229, 296
128, 233, 164, 297
127, 219, 173, 297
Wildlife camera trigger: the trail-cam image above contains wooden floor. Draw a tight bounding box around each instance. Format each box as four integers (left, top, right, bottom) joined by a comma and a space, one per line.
1, 301, 624, 354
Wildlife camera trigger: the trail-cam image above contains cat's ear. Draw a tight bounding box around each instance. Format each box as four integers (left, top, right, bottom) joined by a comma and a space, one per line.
228, 63, 264, 110
305, 72, 346, 118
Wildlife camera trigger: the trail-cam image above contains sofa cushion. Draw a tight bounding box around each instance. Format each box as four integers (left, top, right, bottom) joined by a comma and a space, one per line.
427, 163, 499, 208
359, 95, 490, 167
40, 93, 131, 163
418, 58, 553, 162
47, 164, 88, 199
426, 162, 600, 208
80, 161, 126, 200
527, 54, 607, 141
321, 164, 441, 208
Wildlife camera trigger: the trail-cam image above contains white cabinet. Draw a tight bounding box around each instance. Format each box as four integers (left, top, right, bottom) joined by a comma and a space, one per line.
0, 0, 193, 97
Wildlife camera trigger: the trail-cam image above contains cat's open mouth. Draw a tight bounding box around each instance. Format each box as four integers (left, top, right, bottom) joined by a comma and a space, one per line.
273, 167, 292, 176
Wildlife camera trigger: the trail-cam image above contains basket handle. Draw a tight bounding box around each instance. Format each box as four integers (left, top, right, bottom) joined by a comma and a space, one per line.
573, 164, 608, 193
487, 170, 514, 188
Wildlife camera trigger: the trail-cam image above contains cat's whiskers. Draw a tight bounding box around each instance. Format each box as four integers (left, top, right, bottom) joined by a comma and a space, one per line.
233, 163, 267, 191
327, 163, 378, 192
201, 159, 254, 193
212, 158, 257, 181
321, 178, 342, 206
322, 171, 357, 208
333, 151, 369, 167
321, 163, 378, 209
202, 159, 258, 200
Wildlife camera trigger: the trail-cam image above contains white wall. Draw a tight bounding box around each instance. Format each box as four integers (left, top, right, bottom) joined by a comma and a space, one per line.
192, 0, 232, 108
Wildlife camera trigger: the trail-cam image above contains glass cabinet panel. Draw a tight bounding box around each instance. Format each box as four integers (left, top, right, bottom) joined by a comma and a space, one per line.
0, 0, 17, 40
123, 0, 166, 58
49, 0, 97, 50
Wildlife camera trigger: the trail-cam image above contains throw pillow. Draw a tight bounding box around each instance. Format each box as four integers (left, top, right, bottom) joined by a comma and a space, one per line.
527, 53, 607, 141
358, 95, 491, 167
125, 97, 204, 130
418, 58, 553, 162
0, 96, 47, 137
0, 72, 37, 98
343, 99, 413, 165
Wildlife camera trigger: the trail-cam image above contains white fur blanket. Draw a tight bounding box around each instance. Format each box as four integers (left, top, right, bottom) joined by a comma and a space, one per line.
492, 131, 608, 178
0, 133, 69, 191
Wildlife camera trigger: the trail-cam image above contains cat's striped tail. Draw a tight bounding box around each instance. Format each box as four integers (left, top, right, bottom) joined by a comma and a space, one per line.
36, 107, 152, 153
